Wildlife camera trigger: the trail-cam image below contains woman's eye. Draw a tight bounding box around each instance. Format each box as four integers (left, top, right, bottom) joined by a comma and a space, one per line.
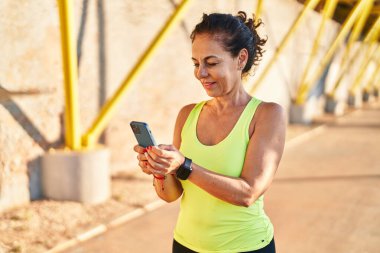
206, 62, 218, 67
193, 63, 199, 67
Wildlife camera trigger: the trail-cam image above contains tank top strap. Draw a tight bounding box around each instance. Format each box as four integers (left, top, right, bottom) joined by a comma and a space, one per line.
231, 97, 262, 142
240, 97, 262, 123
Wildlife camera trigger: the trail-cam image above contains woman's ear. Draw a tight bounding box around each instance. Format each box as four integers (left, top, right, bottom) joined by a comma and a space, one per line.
238, 48, 248, 70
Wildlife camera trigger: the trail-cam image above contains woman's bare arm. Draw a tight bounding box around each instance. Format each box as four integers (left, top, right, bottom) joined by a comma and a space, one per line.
146, 102, 286, 206
147, 104, 195, 202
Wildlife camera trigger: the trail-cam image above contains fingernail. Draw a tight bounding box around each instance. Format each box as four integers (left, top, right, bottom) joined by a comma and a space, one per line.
143, 148, 147, 152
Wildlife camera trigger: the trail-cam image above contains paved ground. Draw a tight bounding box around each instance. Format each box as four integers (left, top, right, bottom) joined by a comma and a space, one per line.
63, 102, 380, 253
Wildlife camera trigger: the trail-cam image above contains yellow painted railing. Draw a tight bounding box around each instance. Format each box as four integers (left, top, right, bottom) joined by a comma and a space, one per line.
57, 0, 81, 150
295, 0, 373, 105
249, 0, 322, 94
81, 0, 191, 147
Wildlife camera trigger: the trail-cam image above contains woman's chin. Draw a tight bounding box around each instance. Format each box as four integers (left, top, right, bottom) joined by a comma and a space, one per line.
205, 91, 217, 97
204, 88, 219, 97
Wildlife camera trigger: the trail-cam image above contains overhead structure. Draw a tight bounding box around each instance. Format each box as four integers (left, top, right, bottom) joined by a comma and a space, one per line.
295, 0, 375, 105
328, 16, 380, 98
57, 0, 380, 146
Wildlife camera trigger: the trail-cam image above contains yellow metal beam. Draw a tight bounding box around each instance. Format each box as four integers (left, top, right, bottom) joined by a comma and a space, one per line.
249, 0, 322, 94
348, 0, 374, 45
372, 68, 380, 91
338, 0, 374, 66
328, 15, 380, 97
372, 5, 380, 14
349, 43, 380, 94
295, 0, 372, 104
255, 0, 264, 21
82, 0, 191, 147
298, 0, 339, 95
364, 56, 380, 92
57, 0, 81, 150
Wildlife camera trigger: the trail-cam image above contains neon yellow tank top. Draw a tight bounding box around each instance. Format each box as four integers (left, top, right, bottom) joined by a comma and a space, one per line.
174, 97, 273, 253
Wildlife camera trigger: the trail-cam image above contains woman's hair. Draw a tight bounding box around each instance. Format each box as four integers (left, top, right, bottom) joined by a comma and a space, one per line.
190, 11, 267, 75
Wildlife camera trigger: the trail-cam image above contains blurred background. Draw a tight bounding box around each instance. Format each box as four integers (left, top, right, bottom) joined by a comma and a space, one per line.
0, 0, 379, 252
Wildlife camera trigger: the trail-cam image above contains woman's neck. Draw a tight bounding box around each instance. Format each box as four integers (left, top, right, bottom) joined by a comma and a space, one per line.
210, 87, 251, 111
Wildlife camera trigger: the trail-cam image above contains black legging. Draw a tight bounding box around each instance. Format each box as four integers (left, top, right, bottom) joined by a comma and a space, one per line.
172, 238, 276, 253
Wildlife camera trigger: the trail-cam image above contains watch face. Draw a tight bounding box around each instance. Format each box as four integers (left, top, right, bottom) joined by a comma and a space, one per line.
176, 158, 192, 180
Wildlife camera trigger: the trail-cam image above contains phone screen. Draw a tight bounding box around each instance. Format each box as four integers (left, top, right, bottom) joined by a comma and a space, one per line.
130, 121, 157, 148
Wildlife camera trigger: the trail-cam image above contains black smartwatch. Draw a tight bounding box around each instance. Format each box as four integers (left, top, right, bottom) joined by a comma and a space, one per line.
176, 157, 193, 180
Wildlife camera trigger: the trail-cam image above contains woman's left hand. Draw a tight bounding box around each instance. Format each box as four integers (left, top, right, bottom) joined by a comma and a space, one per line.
144, 144, 185, 175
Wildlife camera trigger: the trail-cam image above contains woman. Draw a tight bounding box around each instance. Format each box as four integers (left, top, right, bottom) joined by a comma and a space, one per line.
134, 11, 286, 253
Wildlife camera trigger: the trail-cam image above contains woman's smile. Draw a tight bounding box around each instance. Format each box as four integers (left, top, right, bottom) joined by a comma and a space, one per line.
202, 81, 217, 89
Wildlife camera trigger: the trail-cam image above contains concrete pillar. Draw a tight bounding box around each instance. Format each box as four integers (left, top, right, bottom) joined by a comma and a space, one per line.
362, 89, 376, 103
289, 96, 321, 124
325, 96, 345, 116
41, 146, 110, 204
347, 91, 362, 108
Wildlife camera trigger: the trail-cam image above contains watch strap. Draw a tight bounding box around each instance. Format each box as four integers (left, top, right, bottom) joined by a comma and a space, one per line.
176, 157, 192, 180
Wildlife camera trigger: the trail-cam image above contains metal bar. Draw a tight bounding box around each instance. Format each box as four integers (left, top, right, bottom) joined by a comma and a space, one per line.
372, 68, 380, 90
297, 0, 338, 96
349, 43, 380, 94
57, 0, 81, 150
82, 0, 191, 147
364, 54, 380, 92
255, 0, 264, 21
249, 0, 322, 94
338, 0, 374, 69
328, 16, 380, 97
295, 0, 371, 105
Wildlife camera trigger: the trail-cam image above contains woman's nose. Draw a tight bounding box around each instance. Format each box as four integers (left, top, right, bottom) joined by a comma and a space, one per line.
197, 65, 208, 78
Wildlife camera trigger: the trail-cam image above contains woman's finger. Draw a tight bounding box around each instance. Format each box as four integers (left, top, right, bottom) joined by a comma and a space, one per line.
137, 153, 148, 162
134, 145, 147, 154
145, 153, 168, 173
158, 144, 176, 152
146, 149, 171, 166
139, 161, 152, 175
150, 145, 173, 158
146, 162, 165, 176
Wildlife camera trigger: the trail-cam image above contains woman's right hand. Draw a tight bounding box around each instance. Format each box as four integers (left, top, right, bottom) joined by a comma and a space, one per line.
133, 145, 152, 175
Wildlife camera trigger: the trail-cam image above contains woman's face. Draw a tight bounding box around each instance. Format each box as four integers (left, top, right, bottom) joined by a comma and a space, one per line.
191, 33, 242, 97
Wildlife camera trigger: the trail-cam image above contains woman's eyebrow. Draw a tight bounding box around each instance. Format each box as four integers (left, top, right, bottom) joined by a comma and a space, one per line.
191, 55, 220, 61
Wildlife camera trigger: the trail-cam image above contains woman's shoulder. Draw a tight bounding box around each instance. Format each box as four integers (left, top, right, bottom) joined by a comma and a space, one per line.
177, 100, 207, 119
175, 102, 204, 129
178, 103, 196, 119
258, 101, 284, 112
173, 103, 198, 145
180, 103, 197, 113
255, 101, 286, 124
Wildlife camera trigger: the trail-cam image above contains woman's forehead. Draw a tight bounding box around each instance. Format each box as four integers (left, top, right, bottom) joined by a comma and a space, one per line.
191, 34, 227, 59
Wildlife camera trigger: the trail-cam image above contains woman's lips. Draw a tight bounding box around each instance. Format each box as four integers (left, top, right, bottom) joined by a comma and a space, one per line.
203, 82, 216, 89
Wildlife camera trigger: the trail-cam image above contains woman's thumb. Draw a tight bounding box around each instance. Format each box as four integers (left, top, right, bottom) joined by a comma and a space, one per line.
158, 144, 176, 151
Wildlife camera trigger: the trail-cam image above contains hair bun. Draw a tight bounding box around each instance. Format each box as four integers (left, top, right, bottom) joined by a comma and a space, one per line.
191, 11, 267, 75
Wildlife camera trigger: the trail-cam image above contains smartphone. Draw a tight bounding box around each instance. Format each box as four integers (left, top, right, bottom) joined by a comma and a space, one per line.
130, 121, 157, 148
